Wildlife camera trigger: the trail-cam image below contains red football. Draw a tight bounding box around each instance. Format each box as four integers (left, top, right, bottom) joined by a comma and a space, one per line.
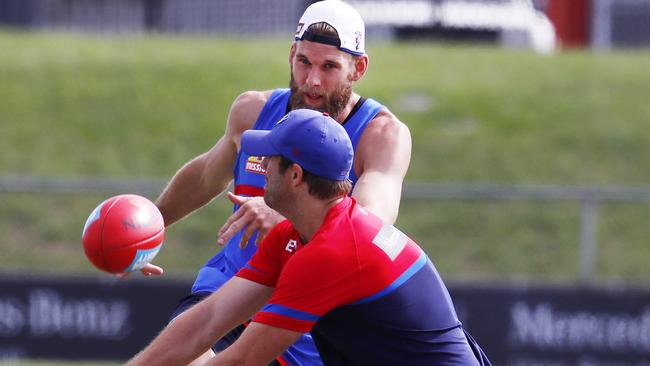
82, 194, 165, 274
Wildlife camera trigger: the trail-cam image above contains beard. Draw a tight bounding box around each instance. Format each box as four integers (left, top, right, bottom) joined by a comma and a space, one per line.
289, 73, 353, 120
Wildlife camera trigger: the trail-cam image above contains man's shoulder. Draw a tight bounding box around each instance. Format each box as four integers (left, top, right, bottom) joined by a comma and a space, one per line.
355, 104, 412, 169
234, 90, 276, 106
366, 106, 409, 139
228, 89, 278, 133
310, 202, 370, 250
352, 97, 410, 149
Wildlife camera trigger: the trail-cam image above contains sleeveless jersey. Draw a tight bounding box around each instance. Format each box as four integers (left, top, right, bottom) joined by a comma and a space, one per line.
192, 88, 383, 294
190, 88, 383, 366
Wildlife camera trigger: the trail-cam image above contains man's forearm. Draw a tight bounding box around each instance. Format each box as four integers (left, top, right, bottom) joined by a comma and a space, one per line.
156, 156, 229, 227
127, 278, 273, 366
127, 307, 216, 366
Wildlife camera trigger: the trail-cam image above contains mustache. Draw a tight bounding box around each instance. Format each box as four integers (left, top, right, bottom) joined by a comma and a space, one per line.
294, 84, 324, 97
288, 72, 352, 119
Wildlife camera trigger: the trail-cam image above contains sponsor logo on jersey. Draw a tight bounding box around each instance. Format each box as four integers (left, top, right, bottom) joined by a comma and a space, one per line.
245, 156, 266, 174
285, 239, 298, 253
372, 224, 407, 261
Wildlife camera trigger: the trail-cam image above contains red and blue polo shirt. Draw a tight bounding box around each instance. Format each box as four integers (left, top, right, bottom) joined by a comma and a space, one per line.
237, 197, 491, 366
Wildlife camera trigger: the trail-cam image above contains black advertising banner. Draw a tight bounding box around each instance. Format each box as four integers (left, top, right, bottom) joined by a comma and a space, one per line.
451, 283, 650, 366
1, 274, 650, 364
0, 274, 188, 361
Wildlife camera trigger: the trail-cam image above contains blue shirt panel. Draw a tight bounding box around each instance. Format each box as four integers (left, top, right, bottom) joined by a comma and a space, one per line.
311, 258, 492, 366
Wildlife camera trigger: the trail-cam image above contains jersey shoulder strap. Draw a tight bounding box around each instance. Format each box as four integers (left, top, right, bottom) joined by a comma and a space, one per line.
343, 97, 384, 183
252, 88, 291, 130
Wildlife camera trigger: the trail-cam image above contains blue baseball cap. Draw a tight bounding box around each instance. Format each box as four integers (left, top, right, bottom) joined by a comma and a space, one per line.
241, 109, 353, 181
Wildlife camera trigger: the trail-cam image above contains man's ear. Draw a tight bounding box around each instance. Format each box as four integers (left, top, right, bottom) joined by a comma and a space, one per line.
290, 164, 304, 187
350, 54, 369, 82
289, 43, 297, 65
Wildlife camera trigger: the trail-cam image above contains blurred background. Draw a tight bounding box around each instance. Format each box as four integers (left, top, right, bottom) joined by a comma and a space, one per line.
1, 0, 650, 364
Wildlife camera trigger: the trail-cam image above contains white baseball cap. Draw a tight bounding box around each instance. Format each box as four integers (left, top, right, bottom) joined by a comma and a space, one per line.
294, 0, 366, 55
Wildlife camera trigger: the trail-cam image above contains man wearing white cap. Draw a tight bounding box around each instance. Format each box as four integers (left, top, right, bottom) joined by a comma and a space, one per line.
139, 1, 411, 365
128, 110, 490, 366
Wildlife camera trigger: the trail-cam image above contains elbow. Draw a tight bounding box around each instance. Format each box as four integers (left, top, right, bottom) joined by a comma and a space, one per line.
382, 206, 399, 225
377, 193, 402, 225
387, 211, 399, 225
369, 203, 400, 225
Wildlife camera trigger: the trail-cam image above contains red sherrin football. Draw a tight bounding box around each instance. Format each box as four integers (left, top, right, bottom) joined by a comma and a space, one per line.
82, 194, 164, 274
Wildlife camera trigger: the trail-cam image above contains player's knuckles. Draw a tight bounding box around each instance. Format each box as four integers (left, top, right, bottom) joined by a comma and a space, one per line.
246, 206, 262, 217
252, 216, 266, 227
244, 210, 260, 222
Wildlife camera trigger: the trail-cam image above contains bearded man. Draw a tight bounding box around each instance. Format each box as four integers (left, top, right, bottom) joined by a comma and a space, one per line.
137, 1, 411, 365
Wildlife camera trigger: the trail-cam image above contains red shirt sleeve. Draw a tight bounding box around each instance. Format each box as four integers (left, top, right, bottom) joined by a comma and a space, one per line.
251, 242, 362, 332
236, 220, 293, 287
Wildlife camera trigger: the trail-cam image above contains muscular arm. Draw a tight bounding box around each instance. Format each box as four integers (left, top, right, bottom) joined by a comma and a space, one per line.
352, 109, 412, 224
156, 91, 270, 227
156, 136, 236, 227
206, 323, 302, 366
126, 277, 273, 366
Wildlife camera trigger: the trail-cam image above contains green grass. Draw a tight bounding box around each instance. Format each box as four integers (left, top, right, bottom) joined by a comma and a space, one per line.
1, 30, 650, 281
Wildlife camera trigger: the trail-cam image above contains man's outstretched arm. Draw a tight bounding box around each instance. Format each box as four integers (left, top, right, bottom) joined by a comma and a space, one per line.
206, 322, 302, 366
156, 91, 269, 227
126, 277, 272, 366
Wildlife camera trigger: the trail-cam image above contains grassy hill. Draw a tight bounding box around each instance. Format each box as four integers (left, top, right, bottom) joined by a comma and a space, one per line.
1, 31, 649, 282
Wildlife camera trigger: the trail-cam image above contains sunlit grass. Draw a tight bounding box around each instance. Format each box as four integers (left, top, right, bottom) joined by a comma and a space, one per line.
1, 30, 650, 280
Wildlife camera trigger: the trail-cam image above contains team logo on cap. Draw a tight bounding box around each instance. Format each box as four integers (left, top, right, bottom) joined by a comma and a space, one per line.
295, 22, 304, 35
354, 31, 363, 51
245, 156, 266, 174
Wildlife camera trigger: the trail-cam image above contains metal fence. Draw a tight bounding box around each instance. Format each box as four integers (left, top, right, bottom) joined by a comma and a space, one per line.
0, 0, 307, 35
592, 0, 650, 49
2, 0, 650, 48
3, 175, 650, 281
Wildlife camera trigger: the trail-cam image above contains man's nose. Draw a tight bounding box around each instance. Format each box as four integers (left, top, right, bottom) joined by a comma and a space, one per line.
305, 69, 322, 88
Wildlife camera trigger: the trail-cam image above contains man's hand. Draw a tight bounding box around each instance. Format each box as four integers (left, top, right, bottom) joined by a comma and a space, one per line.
140, 263, 164, 276
217, 192, 285, 248
116, 263, 164, 279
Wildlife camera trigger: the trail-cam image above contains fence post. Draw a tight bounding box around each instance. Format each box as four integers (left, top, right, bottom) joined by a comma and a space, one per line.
578, 198, 599, 281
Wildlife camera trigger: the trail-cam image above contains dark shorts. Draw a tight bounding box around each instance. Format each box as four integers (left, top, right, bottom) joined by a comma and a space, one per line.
171, 291, 280, 366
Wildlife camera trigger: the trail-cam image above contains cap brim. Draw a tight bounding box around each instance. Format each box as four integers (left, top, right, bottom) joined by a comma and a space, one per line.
241, 130, 279, 157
